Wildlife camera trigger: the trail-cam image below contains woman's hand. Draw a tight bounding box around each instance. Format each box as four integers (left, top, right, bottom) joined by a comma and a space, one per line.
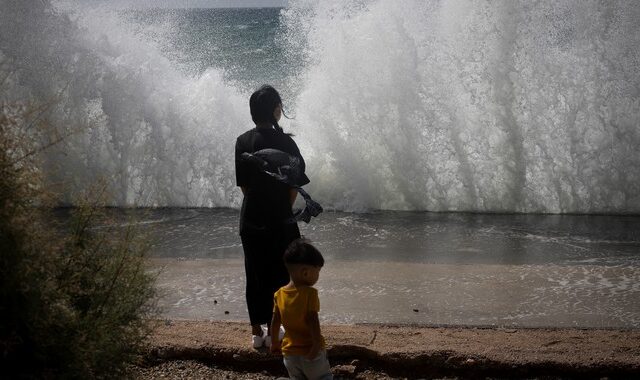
289, 188, 298, 206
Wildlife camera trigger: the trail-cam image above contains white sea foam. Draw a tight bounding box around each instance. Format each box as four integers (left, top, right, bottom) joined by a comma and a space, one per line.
286, 0, 640, 212
2, 0, 639, 212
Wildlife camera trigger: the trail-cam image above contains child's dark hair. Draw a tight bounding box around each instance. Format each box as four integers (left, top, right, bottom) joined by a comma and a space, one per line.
284, 238, 324, 267
249, 84, 291, 135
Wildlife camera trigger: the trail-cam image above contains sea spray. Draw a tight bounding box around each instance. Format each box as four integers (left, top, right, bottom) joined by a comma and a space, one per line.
1, 1, 248, 207
1, 0, 639, 213
287, 0, 640, 213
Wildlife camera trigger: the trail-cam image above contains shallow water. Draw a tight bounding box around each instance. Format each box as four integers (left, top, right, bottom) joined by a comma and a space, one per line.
104, 208, 640, 328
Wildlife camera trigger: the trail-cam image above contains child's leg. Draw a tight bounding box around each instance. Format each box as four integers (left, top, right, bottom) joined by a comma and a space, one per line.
282, 355, 306, 380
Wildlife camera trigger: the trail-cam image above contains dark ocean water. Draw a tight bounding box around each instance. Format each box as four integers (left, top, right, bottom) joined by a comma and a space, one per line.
129, 208, 639, 266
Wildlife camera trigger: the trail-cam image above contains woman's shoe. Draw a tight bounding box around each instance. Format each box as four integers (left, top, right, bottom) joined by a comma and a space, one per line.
262, 325, 272, 348
265, 326, 285, 348
251, 328, 265, 348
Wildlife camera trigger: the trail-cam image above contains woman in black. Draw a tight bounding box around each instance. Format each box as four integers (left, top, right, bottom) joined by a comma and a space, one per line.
235, 85, 306, 348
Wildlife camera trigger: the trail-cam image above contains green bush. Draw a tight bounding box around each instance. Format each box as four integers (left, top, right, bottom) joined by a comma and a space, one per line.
0, 103, 157, 378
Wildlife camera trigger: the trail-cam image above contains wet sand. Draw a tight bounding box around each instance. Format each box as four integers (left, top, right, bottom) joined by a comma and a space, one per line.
134, 320, 640, 379
150, 258, 640, 328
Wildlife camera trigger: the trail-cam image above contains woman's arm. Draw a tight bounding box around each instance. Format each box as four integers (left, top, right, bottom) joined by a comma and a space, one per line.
289, 188, 297, 206
242, 187, 294, 205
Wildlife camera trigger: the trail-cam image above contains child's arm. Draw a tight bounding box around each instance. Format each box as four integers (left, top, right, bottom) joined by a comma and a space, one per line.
305, 310, 322, 360
270, 306, 282, 354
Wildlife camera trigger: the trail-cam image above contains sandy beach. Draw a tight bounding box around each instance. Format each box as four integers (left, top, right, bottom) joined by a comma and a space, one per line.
133, 320, 640, 379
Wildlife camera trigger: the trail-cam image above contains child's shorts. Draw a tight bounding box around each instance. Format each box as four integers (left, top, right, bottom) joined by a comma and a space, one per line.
282, 349, 332, 380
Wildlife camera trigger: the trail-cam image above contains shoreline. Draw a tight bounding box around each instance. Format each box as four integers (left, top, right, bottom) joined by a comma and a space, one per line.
134, 320, 640, 379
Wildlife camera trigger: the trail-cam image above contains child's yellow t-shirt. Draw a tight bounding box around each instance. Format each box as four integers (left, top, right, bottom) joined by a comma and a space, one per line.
273, 286, 326, 356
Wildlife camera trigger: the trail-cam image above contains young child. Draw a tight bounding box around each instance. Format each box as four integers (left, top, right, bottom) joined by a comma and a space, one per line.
270, 238, 333, 380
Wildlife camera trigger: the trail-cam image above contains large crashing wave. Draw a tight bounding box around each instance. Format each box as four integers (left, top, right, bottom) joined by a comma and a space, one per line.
1, 0, 639, 213
286, 0, 640, 213
1, 0, 247, 207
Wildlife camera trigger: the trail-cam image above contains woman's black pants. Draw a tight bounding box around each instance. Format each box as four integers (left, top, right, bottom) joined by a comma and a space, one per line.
241, 225, 299, 325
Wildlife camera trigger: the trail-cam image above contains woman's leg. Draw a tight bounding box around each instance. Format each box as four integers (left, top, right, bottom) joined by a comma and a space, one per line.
241, 225, 299, 333
241, 232, 274, 327
242, 232, 270, 347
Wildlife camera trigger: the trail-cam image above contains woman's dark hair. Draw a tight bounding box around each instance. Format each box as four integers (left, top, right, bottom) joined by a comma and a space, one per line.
283, 238, 324, 267
249, 85, 290, 134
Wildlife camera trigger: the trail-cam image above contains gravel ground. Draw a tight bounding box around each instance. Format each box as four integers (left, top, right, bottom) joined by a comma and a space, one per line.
132, 360, 408, 379
133, 360, 273, 379
132, 320, 640, 379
